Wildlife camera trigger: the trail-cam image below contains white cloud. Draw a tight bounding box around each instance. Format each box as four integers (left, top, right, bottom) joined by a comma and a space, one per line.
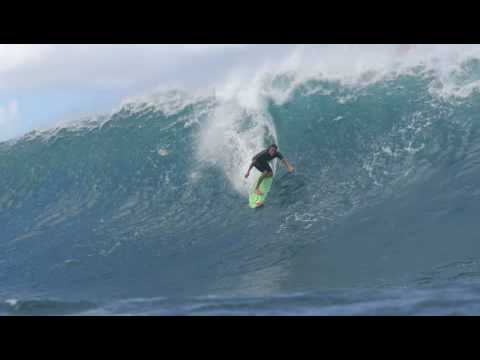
0, 44, 255, 92
0, 45, 53, 73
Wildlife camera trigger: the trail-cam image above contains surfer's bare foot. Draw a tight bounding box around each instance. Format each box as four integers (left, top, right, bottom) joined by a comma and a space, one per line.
255, 188, 263, 195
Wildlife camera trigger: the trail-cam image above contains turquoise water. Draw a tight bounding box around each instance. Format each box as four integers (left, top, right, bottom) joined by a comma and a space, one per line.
2, 59, 480, 315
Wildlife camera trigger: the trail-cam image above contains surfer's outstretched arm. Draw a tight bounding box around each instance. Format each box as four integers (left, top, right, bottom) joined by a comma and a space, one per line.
282, 158, 295, 173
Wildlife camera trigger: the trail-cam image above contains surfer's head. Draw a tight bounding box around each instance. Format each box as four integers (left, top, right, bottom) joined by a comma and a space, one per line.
268, 144, 278, 156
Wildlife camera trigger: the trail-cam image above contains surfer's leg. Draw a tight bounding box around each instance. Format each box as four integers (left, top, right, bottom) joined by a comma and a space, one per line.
256, 171, 268, 189
255, 170, 273, 195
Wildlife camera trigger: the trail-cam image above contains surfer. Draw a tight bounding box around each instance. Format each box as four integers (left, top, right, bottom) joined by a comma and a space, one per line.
244, 144, 294, 195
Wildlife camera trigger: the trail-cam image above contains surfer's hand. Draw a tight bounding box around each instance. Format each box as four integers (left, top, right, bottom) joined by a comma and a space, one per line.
244, 171, 250, 178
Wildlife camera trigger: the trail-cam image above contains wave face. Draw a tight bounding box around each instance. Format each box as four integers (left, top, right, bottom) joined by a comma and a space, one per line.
3, 55, 480, 312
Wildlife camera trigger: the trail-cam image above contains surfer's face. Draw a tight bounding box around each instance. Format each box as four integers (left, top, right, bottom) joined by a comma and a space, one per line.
268, 147, 277, 156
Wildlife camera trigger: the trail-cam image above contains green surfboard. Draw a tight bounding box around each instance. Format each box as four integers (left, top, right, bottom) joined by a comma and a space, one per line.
249, 176, 273, 208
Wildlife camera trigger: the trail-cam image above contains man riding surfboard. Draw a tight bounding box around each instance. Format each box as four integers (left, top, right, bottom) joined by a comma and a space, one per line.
244, 144, 295, 195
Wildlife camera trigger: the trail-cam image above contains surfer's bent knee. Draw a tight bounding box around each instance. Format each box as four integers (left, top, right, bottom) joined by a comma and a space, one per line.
264, 171, 273, 177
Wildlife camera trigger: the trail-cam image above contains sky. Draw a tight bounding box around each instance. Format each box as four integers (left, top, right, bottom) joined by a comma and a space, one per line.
0, 44, 300, 141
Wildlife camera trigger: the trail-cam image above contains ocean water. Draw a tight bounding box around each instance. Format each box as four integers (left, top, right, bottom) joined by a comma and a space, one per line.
3, 45, 480, 315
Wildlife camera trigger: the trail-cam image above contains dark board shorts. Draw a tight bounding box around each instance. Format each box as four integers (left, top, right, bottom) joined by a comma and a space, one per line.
254, 161, 272, 173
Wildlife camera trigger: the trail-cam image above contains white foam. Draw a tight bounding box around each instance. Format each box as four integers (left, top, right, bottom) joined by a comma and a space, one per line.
119, 88, 213, 117
5, 298, 18, 306
213, 45, 480, 106
196, 99, 278, 195
158, 148, 169, 156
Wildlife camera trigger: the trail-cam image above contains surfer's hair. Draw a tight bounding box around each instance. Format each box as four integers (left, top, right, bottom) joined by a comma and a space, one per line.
269, 144, 278, 150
